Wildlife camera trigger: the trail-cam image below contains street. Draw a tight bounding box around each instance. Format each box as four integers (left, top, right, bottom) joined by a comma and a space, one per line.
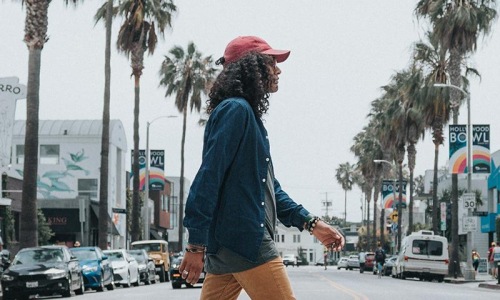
16, 265, 498, 300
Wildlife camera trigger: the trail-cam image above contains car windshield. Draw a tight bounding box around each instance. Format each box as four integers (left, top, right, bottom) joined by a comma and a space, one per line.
129, 251, 146, 263
132, 243, 161, 252
105, 252, 125, 262
13, 249, 64, 265
72, 250, 98, 261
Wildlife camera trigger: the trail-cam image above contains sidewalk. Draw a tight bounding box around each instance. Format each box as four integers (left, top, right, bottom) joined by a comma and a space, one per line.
444, 272, 500, 290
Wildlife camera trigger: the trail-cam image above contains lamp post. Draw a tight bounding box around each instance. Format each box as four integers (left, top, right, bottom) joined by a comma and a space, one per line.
144, 115, 177, 240
374, 159, 399, 253
434, 83, 474, 280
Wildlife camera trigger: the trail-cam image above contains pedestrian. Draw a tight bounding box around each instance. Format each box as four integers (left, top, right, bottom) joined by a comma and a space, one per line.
323, 249, 328, 270
358, 251, 366, 273
471, 250, 480, 273
488, 242, 497, 278
74, 241, 81, 247
375, 242, 386, 278
179, 35, 345, 300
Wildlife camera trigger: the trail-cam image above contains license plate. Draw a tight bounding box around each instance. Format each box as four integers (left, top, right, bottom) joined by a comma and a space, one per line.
26, 281, 38, 288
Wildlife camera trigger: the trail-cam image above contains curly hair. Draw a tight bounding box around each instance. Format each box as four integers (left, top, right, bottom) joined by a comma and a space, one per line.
206, 52, 274, 119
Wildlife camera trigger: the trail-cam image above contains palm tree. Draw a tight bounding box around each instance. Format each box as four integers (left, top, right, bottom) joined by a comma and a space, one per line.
158, 42, 218, 251
416, 0, 497, 278
19, 0, 80, 249
115, 0, 177, 242
94, 0, 114, 250
335, 162, 355, 227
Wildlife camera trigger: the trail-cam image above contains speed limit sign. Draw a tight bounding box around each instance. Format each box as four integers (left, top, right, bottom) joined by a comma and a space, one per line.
462, 193, 476, 210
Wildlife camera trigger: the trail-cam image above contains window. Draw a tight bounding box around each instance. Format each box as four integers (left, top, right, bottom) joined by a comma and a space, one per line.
281, 234, 285, 243
40, 145, 59, 164
293, 234, 300, 243
412, 240, 443, 256
16, 145, 24, 164
78, 179, 98, 199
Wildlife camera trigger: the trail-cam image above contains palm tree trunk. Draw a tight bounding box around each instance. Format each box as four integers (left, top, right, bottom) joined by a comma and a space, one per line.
397, 162, 403, 252
432, 142, 440, 234
178, 107, 188, 251
344, 190, 347, 227
20, 48, 42, 248
98, 0, 113, 250
407, 143, 416, 235
131, 75, 141, 242
449, 46, 462, 278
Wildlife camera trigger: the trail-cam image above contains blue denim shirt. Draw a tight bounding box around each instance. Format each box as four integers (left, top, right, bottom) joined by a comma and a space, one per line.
184, 97, 310, 262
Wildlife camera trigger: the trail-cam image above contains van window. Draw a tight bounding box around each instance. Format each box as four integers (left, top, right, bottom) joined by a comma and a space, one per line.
412, 240, 443, 256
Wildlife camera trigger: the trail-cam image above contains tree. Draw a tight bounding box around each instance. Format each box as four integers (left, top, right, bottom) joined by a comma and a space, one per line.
415, 0, 497, 278
115, 0, 177, 242
335, 162, 354, 227
37, 209, 54, 246
94, 0, 114, 251
20, 0, 80, 249
159, 42, 217, 251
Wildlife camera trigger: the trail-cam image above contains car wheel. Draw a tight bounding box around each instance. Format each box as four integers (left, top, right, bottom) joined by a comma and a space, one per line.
106, 272, 115, 291
2, 291, 14, 300
159, 266, 166, 282
75, 275, 85, 295
185, 282, 194, 288
62, 274, 72, 297
97, 272, 105, 292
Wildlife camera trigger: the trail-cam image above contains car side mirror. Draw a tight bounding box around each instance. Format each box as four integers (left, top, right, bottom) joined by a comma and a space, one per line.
102, 255, 108, 260
70, 255, 78, 261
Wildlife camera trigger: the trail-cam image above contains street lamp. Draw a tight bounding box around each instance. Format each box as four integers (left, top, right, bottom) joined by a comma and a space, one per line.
374, 159, 399, 253
433, 83, 474, 280
144, 115, 177, 240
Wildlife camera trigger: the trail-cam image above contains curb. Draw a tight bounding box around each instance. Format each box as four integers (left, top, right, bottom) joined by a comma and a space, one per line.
478, 283, 500, 290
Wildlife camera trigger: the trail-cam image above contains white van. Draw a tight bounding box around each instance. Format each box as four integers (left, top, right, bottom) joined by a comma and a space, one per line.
392, 230, 449, 282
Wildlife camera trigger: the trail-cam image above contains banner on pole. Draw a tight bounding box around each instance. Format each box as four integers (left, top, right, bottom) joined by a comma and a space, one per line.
130, 150, 146, 190
149, 150, 165, 191
381, 179, 407, 209
449, 125, 467, 174
472, 124, 490, 174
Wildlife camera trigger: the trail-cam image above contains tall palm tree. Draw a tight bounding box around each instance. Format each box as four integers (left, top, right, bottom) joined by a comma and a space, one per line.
335, 162, 355, 227
416, 0, 497, 278
20, 0, 80, 249
94, 0, 114, 250
158, 42, 217, 251
115, 0, 177, 242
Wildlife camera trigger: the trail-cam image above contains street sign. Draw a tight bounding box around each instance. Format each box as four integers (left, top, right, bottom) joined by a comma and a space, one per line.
462, 216, 477, 232
440, 202, 447, 231
112, 208, 127, 214
462, 193, 476, 210
389, 211, 398, 223
472, 211, 488, 217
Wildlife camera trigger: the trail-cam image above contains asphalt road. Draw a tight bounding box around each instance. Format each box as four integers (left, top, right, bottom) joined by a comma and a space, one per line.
2, 266, 499, 299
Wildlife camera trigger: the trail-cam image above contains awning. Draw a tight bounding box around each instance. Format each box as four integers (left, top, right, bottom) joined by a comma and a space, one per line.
90, 203, 120, 235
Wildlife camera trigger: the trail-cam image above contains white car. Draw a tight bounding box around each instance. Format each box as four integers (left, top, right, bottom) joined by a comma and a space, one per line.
282, 254, 298, 267
103, 249, 140, 287
337, 257, 349, 270
346, 255, 360, 270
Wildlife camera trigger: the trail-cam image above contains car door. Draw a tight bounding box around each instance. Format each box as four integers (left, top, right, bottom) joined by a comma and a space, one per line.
126, 253, 139, 283
65, 248, 81, 289
97, 248, 112, 283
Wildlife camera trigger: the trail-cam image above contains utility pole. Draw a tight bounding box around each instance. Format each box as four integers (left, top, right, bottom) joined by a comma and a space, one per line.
321, 192, 332, 219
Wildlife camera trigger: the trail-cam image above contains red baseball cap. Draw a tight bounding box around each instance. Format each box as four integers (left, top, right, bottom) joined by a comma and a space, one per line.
218, 36, 290, 66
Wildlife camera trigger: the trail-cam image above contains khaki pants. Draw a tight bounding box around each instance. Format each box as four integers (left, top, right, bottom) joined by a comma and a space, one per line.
200, 257, 296, 300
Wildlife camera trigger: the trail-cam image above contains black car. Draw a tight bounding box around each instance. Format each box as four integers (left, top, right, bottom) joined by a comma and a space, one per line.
127, 249, 156, 285
170, 256, 205, 289
1, 245, 84, 299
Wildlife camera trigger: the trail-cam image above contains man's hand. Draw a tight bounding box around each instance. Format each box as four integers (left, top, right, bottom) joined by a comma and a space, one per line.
312, 220, 345, 251
179, 251, 205, 285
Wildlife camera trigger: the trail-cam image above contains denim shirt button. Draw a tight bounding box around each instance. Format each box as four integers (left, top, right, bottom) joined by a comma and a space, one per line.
265, 157, 270, 162
260, 223, 264, 227
261, 202, 265, 206
262, 178, 266, 183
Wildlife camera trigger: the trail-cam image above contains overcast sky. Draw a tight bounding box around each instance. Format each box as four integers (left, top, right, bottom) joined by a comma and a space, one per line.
2, 1, 500, 223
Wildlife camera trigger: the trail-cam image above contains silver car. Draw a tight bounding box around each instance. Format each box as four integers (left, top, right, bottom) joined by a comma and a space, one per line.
337, 257, 349, 270
103, 249, 140, 287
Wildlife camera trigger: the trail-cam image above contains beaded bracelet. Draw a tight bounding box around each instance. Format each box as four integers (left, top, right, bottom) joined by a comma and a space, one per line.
306, 216, 321, 235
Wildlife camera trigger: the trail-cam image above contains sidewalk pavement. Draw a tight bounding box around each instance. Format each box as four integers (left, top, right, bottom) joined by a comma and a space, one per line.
444, 272, 500, 290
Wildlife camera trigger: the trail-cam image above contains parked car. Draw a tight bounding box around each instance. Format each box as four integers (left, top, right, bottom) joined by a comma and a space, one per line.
71, 246, 114, 291
347, 255, 360, 270
360, 252, 375, 273
1, 245, 84, 299
282, 254, 298, 267
383, 256, 397, 277
103, 249, 140, 287
337, 257, 349, 270
130, 240, 170, 282
170, 256, 205, 289
128, 249, 156, 285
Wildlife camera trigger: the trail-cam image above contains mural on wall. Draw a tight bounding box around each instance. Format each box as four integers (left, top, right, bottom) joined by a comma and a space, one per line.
15, 149, 90, 199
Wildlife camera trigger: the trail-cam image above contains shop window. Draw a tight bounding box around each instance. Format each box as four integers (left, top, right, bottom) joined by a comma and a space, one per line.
16, 145, 24, 164
40, 145, 60, 165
